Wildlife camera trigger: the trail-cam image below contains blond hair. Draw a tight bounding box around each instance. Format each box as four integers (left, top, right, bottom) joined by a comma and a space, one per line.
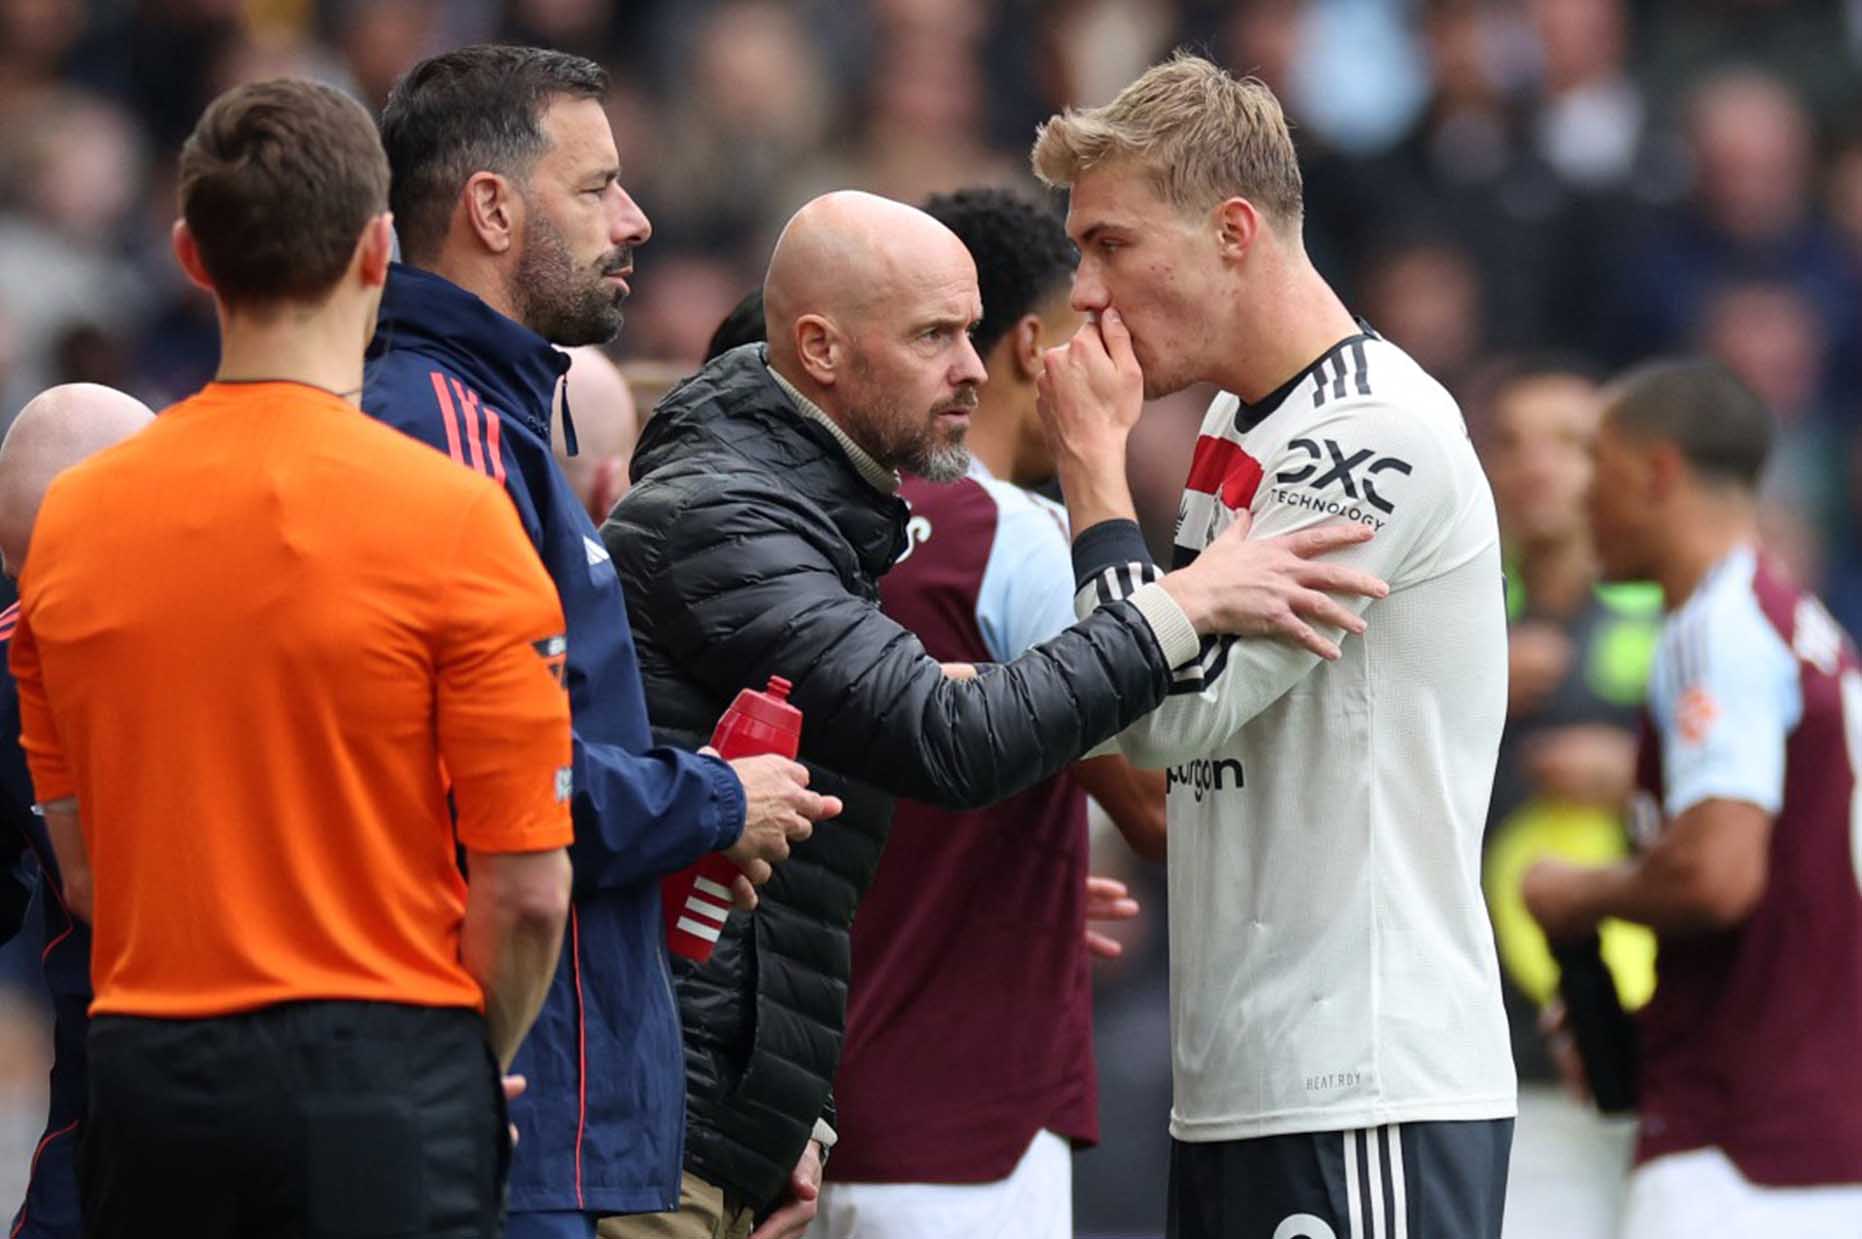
1031, 52, 1303, 227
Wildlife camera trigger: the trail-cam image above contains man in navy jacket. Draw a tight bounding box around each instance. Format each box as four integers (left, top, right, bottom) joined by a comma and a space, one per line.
364, 46, 833, 1239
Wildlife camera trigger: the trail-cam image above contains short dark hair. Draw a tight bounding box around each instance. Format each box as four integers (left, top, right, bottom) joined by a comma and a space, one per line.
380, 44, 607, 265
178, 79, 388, 309
921, 189, 1077, 358
1465, 350, 1603, 435
705, 288, 766, 362
1475, 351, 1605, 398
1605, 358, 1774, 489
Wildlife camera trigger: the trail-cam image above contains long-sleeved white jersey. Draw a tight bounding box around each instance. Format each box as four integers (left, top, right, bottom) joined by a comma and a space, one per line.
1075, 329, 1516, 1141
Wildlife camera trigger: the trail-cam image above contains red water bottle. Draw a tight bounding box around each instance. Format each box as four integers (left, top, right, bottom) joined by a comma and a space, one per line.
660, 676, 804, 962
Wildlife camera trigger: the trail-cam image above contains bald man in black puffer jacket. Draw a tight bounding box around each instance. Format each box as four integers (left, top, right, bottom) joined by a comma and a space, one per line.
601, 190, 1380, 1238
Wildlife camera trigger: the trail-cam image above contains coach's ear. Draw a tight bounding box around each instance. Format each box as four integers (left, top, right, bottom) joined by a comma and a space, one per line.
463, 170, 520, 256
171, 219, 216, 295
793, 314, 843, 387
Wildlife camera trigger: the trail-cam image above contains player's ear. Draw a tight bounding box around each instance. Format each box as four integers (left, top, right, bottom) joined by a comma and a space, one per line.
1011, 315, 1044, 382
171, 219, 216, 295
1646, 440, 1688, 501
1214, 197, 1260, 264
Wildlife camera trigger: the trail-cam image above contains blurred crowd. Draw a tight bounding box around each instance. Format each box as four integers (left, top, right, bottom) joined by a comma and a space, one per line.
5, 0, 1862, 592
3, 0, 1861, 1234
2, 0, 1861, 584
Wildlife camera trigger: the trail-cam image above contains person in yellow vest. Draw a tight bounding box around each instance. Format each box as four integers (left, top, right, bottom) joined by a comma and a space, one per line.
1477, 358, 1661, 1076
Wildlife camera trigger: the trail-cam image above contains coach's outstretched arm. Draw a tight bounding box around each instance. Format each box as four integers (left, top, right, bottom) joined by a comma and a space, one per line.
1040, 310, 1443, 769
608, 469, 1378, 811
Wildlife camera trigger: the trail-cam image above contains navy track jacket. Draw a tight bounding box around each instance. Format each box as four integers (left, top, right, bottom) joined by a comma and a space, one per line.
363, 264, 746, 1215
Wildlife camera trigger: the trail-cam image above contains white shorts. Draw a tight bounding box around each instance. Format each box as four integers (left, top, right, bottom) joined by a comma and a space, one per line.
1618, 1147, 1862, 1239
806, 1129, 1071, 1239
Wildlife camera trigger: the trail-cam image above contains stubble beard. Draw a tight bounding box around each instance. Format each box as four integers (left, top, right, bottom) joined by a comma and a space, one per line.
1138, 348, 1195, 402
851, 397, 973, 482
1131, 325, 1201, 401
845, 354, 975, 482
512, 210, 627, 347
895, 384, 978, 482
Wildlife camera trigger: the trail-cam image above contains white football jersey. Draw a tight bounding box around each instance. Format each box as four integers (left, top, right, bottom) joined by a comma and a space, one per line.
1075, 329, 1517, 1141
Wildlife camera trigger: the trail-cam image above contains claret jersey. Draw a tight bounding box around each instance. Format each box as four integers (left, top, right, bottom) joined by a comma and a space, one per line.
1632, 545, 1862, 1187
1073, 328, 1516, 1140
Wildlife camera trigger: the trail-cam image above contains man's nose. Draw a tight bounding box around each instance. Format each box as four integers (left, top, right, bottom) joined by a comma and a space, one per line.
611, 182, 652, 249
955, 335, 988, 387
1071, 265, 1109, 314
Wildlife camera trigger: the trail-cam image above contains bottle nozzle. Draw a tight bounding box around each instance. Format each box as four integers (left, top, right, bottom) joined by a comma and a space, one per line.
765, 675, 793, 700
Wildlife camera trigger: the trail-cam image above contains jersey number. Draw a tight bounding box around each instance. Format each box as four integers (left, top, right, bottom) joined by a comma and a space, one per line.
1273, 1216, 1338, 1239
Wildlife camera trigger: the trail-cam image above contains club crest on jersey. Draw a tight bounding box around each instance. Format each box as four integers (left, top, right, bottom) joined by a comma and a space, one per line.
1675, 686, 1719, 745
1271, 437, 1411, 529
895, 510, 933, 564
1184, 435, 1265, 510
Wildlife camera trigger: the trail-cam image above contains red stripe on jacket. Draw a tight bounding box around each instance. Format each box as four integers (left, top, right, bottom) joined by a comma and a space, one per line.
453, 380, 489, 476
429, 373, 466, 465
483, 407, 508, 485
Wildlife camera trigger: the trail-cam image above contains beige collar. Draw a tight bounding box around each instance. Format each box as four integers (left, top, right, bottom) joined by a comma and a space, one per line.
766, 365, 900, 495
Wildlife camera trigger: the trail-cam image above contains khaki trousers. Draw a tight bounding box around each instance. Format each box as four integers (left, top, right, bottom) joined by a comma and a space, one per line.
599, 1172, 756, 1239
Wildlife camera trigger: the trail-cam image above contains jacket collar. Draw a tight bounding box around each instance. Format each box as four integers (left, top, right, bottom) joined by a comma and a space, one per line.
369, 263, 571, 442
637, 345, 908, 580
765, 366, 900, 495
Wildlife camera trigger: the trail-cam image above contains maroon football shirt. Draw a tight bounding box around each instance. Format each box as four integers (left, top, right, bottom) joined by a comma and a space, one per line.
827, 472, 1096, 1184
1633, 552, 1862, 1187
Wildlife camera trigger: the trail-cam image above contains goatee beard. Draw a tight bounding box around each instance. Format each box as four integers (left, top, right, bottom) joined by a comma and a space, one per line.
913, 442, 971, 483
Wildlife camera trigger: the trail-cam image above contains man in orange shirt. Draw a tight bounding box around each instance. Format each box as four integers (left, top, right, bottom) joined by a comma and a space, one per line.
10, 79, 575, 1239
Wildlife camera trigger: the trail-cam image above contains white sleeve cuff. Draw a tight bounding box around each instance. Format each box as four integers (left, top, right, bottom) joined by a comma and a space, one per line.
1128, 581, 1201, 668
811, 1117, 838, 1150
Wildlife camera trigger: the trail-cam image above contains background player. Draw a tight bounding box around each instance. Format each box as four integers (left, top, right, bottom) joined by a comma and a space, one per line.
1477, 359, 1660, 1078
0, 384, 151, 1239
1522, 359, 1862, 1236
1033, 54, 1516, 1238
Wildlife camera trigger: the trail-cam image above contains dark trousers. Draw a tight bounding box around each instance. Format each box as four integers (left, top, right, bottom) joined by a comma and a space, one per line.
1168, 1119, 1514, 1239
81, 1000, 509, 1239
10, 993, 88, 1239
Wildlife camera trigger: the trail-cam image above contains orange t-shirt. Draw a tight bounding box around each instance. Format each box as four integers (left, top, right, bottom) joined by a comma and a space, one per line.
10, 381, 574, 1019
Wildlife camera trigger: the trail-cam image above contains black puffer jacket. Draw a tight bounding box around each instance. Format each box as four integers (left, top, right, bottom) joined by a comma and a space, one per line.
602, 344, 1175, 1208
